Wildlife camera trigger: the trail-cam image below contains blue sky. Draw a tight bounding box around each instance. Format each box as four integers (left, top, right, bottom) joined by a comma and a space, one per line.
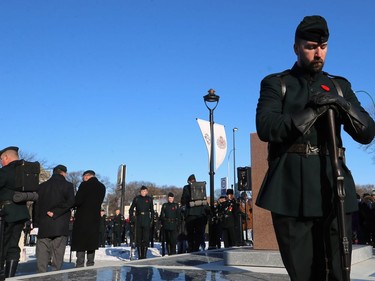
1, 1, 375, 190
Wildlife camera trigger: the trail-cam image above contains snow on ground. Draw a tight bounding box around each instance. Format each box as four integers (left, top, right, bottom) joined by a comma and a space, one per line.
22, 243, 164, 263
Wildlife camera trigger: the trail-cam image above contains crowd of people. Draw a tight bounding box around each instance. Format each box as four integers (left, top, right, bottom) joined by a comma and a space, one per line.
0, 146, 106, 277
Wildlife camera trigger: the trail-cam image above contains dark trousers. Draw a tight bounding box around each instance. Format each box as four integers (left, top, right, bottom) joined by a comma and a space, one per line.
221, 225, 236, 248
164, 229, 177, 255
76, 250, 95, 267
272, 212, 352, 281
186, 216, 206, 252
3, 221, 24, 261
135, 225, 150, 247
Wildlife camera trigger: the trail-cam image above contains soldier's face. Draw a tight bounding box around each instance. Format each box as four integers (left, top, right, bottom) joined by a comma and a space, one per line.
140, 189, 148, 197
294, 40, 327, 73
168, 196, 174, 203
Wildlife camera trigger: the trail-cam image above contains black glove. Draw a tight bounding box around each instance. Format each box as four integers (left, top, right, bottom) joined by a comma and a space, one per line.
310, 92, 351, 119
311, 92, 370, 137
291, 105, 328, 134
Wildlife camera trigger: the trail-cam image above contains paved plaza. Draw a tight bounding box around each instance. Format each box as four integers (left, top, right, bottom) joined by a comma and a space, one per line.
5, 245, 375, 281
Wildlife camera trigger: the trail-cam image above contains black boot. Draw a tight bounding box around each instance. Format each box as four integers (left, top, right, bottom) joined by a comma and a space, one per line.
137, 247, 142, 259
143, 247, 148, 259
5, 260, 18, 278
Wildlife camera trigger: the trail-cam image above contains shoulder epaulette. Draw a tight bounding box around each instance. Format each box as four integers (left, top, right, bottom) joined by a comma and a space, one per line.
322, 71, 349, 83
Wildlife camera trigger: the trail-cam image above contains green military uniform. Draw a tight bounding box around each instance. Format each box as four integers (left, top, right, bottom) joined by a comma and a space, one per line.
256, 61, 375, 280
160, 197, 180, 255
129, 191, 154, 259
256, 64, 375, 216
0, 148, 30, 277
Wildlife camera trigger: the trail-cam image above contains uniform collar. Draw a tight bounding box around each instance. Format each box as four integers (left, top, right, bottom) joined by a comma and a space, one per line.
290, 62, 324, 82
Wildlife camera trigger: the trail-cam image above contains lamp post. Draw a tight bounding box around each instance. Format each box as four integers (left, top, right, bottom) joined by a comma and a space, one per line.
355, 90, 375, 109
203, 89, 220, 208
233, 127, 238, 197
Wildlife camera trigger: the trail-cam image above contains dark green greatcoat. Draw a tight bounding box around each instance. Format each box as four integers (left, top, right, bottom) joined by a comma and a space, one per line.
256, 63, 375, 217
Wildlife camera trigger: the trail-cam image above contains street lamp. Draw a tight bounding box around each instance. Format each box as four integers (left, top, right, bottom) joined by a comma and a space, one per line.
203, 89, 220, 208
233, 127, 238, 197
355, 90, 375, 109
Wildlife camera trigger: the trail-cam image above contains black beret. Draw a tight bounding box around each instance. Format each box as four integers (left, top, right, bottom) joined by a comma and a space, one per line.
187, 174, 196, 183
168, 192, 174, 198
54, 164, 67, 173
226, 189, 234, 195
140, 185, 148, 190
295, 15, 329, 43
82, 170, 95, 176
0, 146, 19, 157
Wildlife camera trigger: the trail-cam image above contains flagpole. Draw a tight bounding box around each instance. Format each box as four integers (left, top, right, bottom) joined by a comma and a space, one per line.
203, 89, 220, 249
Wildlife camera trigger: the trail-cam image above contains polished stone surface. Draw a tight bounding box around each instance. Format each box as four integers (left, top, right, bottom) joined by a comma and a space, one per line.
8, 247, 375, 281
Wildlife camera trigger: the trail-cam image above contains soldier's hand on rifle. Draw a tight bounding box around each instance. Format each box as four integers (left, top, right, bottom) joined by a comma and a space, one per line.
310, 92, 350, 121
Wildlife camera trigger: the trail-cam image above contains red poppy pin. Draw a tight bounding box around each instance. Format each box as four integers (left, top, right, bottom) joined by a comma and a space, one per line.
321, 85, 330, 92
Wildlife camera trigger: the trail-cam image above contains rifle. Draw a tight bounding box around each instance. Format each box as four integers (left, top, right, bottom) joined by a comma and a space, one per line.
326, 108, 350, 281
130, 216, 136, 261
160, 225, 165, 256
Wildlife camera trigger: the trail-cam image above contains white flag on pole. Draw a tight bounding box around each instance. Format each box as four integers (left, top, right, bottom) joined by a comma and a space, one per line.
197, 118, 211, 168
197, 118, 227, 170
214, 123, 227, 170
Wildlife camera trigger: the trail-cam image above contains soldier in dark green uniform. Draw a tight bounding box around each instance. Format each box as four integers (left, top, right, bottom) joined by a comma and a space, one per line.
0, 146, 30, 277
160, 192, 180, 255
112, 208, 124, 246
256, 15, 375, 281
218, 189, 238, 248
129, 185, 154, 259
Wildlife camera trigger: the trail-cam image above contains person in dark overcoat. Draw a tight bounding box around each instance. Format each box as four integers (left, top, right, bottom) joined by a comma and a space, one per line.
129, 185, 154, 259
160, 192, 180, 255
71, 170, 106, 267
33, 164, 75, 272
0, 146, 30, 277
256, 15, 375, 280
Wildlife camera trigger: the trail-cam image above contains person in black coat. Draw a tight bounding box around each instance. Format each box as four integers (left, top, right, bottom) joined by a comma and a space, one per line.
33, 164, 75, 272
71, 170, 106, 267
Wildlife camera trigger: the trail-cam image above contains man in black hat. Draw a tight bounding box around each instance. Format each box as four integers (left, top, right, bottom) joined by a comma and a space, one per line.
256, 15, 375, 280
160, 192, 180, 255
218, 189, 238, 248
0, 146, 30, 277
33, 164, 75, 272
71, 170, 106, 267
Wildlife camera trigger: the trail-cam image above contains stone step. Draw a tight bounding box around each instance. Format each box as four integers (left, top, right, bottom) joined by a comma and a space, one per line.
224, 244, 373, 267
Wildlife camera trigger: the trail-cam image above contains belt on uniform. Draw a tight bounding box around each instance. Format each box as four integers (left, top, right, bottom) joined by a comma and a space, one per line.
287, 143, 345, 159
137, 212, 149, 215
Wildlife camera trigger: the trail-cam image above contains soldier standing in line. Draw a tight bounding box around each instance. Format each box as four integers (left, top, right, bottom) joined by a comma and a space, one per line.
160, 192, 180, 255
112, 208, 124, 247
181, 174, 209, 253
98, 210, 107, 247
129, 186, 154, 259
218, 189, 238, 248
0, 146, 31, 277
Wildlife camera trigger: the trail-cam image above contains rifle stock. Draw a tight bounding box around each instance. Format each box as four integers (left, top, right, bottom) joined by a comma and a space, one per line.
327, 108, 350, 281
